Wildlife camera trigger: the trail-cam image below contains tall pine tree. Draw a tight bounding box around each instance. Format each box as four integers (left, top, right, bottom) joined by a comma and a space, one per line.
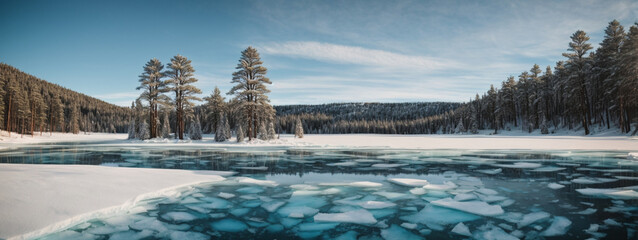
137, 58, 168, 138
165, 55, 202, 139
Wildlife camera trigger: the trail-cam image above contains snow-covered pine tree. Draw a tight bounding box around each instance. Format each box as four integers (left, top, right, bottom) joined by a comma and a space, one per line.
540, 116, 549, 134
161, 112, 171, 138
69, 104, 80, 134
258, 121, 268, 140
189, 118, 202, 140
236, 124, 244, 143
267, 121, 276, 140
563, 30, 593, 135
137, 120, 150, 140
127, 120, 136, 139
203, 86, 225, 133
137, 58, 168, 138
469, 105, 479, 134
215, 113, 228, 142
165, 55, 202, 140
228, 47, 274, 140
455, 119, 465, 134
294, 118, 304, 138
224, 116, 231, 140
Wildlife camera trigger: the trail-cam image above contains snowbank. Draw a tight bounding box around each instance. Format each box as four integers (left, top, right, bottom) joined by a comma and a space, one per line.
0, 164, 234, 239
2, 132, 637, 151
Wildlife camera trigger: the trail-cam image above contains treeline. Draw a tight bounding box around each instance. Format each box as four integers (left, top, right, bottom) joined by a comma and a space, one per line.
275, 102, 461, 134
445, 20, 638, 135
277, 20, 638, 135
0, 63, 132, 136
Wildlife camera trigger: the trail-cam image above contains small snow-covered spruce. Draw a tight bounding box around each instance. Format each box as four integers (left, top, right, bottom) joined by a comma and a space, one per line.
215, 114, 228, 142
137, 120, 150, 140
294, 118, 304, 138
127, 120, 136, 139
455, 120, 465, 134
540, 117, 549, 134
258, 121, 268, 140
236, 125, 244, 143
161, 113, 171, 138
267, 122, 276, 140
189, 118, 202, 140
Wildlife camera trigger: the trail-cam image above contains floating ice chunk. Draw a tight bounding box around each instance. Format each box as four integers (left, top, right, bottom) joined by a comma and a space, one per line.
278, 206, 319, 218
298, 222, 340, 231
161, 212, 198, 223
541, 216, 572, 237
87, 225, 128, 235
327, 161, 358, 166
290, 184, 319, 190
314, 209, 377, 225
573, 208, 597, 215
473, 225, 519, 240
388, 178, 429, 187
335, 231, 358, 240
130, 218, 168, 232
628, 152, 638, 160
531, 166, 566, 172
477, 168, 502, 175
614, 176, 638, 180
261, 200, 286, 212
289, 212, 304, 218
493, 162, 542, 169
200, 197, 232, 209
230, 208, 251, 217
211, 218, 248, 232
423, 181, 457, 190
410, 188, 427, 195
280, 218, 302, 228
498, 199, 515, 207
372, 163, 409, 168
400, 205, 479, 225
452, 222, 472, 237
571, 177, 618, 184
603, 218, 622, 226
236, 186, 264, 194
374, 191, 414, 200
236, 177, 278, 187
217, 192, 235, 199
169, 231, 209, 240
476, 188, 498, 195
401, 222, 417, 229
576, 188, 616, 196
606, 190, 638, 199
110, 230, 154, 240
266, 224, 284, 233
357, 201, 397, 209
517, 211, 550, 228
380, 225, 424, 240
319, 181, 383, 188
548, 183, 565, 189
576, 167, 633, 173
370, 208, 397, 218
431, 198, 504, 216
454, 193, 476, 201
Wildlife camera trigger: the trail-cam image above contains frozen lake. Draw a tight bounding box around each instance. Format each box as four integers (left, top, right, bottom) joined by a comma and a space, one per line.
1, 142, 637, 239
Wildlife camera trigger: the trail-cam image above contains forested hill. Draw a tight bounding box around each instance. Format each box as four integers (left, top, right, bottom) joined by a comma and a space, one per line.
275, 102, 461, 134
0, 63, 132, 135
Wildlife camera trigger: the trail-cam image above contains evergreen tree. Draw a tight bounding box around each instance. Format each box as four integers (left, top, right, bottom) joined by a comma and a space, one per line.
189, 118, 203, 140
51, 94, 64, 134
236, 124, 244, 142
137, 120, 150, 140
294, 118, 304, 138
455, 119, 465, 134
618, 23, 638, 134
228, 47, 274, 140
593, 20, 625, 129
469, 104, 479, 134
215, 113, 228, 142
203, 86, 226, 133
137, 58, 168, 138
258, 121, 268, 140
127, 120, 136, 139
165, 55, 202, 140
267, 121, 276, 140
5, 78, 18, 135
563, 30, 593, 134
161, 112, 171, 138
0, 75, 5, 130
69, 103, 80, 134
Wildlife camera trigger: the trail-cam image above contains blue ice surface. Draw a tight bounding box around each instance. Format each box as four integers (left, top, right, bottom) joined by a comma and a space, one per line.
210, 218, 248, 232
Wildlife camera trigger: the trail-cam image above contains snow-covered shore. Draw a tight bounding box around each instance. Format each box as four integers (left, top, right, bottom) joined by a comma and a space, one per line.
0, 164, 234, 239
2, 132, 636, 151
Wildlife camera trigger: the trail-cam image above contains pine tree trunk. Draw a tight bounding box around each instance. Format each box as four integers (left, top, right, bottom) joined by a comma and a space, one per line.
6, 95, 11, 136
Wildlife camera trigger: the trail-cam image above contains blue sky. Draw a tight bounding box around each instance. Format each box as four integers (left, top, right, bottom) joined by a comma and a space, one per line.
1, 0, 637, 106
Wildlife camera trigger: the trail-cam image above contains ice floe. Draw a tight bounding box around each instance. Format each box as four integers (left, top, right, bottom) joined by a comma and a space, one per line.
431, 198, 504, 216
492, 162, 542, 169
314, 209, 377, 225
548, 183, 565, 189
517, 211, 550, 228
387, 178, 429, 187
541, 216, 571, 237
451, 222, 472, 237
380, 225, 423, 240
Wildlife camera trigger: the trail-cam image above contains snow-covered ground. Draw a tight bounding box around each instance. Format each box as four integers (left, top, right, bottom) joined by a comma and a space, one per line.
3, 131, 636, 151
0, 164, 234, 239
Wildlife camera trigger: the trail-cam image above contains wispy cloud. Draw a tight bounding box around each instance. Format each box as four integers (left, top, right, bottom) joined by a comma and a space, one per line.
260, 41, 460, 71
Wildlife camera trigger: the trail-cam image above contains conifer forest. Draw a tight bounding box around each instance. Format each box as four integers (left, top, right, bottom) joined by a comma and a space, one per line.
2, 20, 637, 138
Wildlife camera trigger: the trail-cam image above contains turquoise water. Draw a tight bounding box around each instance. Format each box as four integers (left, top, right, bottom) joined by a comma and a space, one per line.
2, 143, 637, 239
